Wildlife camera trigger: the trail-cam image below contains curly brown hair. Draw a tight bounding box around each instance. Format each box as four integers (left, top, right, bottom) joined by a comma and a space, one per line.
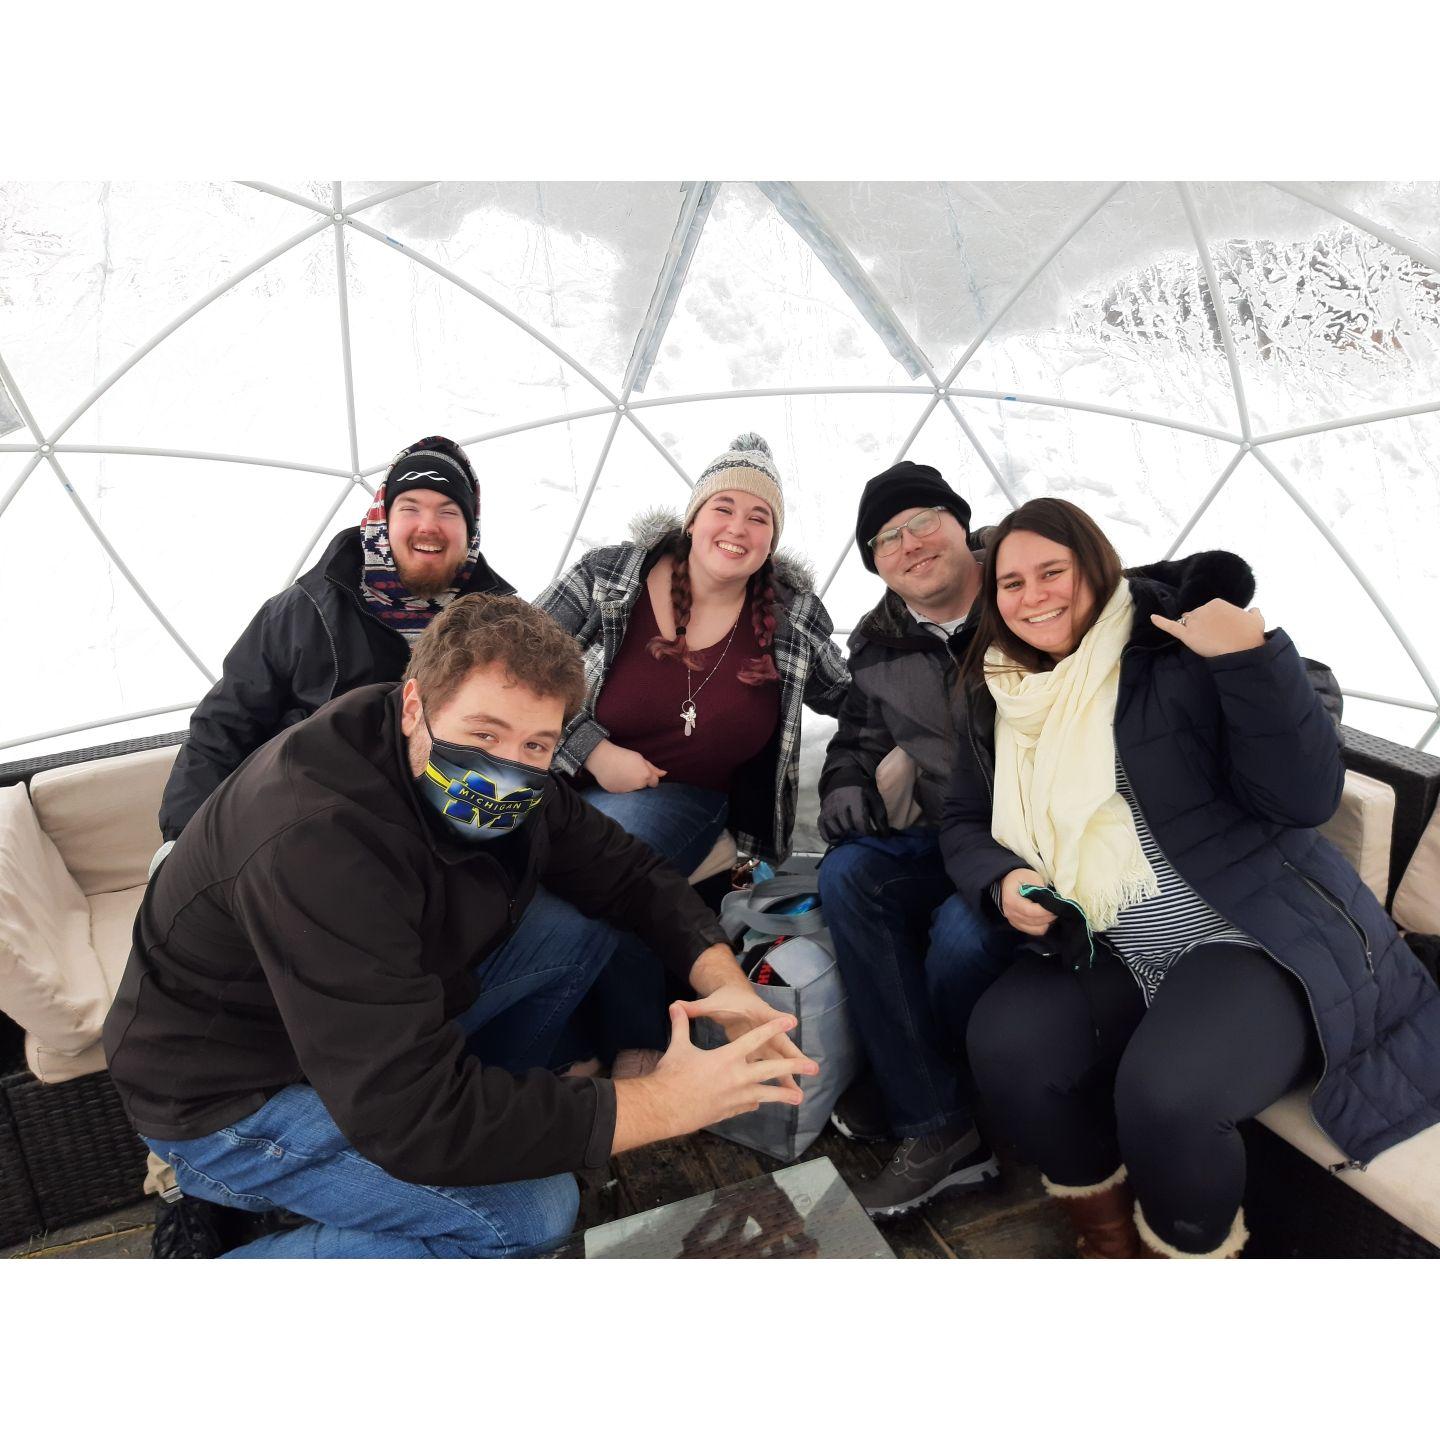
404, 593, 588, 718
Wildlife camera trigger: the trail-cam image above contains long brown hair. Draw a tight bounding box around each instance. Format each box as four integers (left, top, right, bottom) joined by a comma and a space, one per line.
646, 531, 781, 685
959, 497, 1125, 685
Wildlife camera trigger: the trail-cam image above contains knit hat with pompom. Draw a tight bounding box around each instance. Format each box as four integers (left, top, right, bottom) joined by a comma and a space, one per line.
682, 432, 785, 549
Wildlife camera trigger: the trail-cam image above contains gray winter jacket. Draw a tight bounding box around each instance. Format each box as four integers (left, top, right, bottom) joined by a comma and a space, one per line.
819, 588, 970, 827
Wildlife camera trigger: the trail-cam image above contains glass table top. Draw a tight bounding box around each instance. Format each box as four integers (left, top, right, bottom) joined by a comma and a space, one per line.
552, 1156, 894, 1259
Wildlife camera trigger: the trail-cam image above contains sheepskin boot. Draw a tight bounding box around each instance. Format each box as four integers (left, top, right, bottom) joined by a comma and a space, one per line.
1042, 1165, 1141, 1258
1134, 1203, 1249, 1259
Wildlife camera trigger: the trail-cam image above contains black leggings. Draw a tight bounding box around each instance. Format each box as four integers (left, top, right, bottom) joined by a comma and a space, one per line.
966, 942, 1317, 1253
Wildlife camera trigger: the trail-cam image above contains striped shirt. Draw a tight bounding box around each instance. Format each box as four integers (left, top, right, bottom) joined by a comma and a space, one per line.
1103, 760, 1256, 1002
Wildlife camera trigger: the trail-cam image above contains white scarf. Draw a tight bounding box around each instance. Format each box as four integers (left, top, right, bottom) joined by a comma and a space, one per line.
985, 582, 1157, 931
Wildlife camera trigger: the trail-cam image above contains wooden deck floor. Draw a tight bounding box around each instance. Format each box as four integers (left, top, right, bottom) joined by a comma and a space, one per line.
5, 1125, 1076, 1259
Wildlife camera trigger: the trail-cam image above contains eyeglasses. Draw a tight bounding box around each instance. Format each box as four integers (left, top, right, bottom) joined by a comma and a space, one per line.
868, 506, 943, 559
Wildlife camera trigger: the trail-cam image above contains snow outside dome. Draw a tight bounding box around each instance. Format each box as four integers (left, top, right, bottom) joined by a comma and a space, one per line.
2, 180, 1438, 844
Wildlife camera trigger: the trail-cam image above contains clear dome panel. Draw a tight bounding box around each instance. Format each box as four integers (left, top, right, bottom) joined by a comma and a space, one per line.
956, 182, 1242, 434
950, 397, 1242, 564
635, 392, 932, 582
53, 453, 354, 672
1, 463, 208, 747
1261, 413, 1440, 703
1298, 181, 1440, 262
1187, 181, 1440, 437
346, 181, 690, 397
0, 182, 313, 442
553, 414, 696, 570
463, 413, 628, 598
343, 223, 614, 463
804, 181, 1126, 381
642, 183, 919, 396
71, 229, 346, 467
1178, 452, 1435, 735
254, 180, 334, 211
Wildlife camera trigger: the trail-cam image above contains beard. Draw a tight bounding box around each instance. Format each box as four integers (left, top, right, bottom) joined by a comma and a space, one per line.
395, 554, 464, 599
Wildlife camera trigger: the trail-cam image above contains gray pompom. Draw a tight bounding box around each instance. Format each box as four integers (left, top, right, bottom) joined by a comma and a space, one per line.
730, 432, 771, 458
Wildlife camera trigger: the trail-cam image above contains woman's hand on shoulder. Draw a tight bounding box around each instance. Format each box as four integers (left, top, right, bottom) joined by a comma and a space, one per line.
1151, 598, 1265, 657
1000, 868, 1057, 936
583, 739, 667, 793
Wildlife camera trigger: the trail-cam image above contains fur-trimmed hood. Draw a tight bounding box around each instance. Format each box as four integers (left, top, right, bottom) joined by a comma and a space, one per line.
628, 507, 816, 597
1123, 549, 1255, 650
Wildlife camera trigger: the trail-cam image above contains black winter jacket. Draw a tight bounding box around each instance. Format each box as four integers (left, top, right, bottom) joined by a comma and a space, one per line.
941, 550, 1440, 1167
158, 528, 515, 841
106, 683, 728, 1187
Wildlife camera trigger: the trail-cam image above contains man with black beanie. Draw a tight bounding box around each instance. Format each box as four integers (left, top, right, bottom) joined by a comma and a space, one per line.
817, 460, 1018, 1218
148, 433, 512, 1255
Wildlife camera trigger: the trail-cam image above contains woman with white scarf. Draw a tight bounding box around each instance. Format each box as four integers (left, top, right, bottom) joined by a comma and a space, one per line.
940, 497, 1440, 1259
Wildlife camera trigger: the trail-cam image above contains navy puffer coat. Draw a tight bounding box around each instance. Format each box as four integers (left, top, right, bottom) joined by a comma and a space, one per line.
940, 550, 1440, 1168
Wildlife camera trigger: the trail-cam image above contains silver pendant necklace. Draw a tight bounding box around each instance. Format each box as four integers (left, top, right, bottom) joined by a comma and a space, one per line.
679, 611, 742, 737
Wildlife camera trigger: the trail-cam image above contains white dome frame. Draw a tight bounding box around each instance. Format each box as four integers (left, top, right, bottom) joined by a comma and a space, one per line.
2, 178, 1438, 755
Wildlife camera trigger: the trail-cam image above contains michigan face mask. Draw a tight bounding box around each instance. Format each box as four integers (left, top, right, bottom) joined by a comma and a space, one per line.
414, 711, 547, 843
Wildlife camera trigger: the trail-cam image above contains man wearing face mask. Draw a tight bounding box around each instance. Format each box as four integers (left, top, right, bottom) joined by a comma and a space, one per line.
103, 595, 815, 1258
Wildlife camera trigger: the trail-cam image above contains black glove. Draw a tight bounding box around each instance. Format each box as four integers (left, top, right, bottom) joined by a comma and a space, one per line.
1014, 884, 1095, 970
818, 784, 890, 844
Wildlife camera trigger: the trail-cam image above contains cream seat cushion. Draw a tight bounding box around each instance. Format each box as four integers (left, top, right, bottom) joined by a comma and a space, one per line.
0, 784, 110, 1065
1393, 803, 1440, 935
29, 744, 177, 896
1317, 769, 1395, 905
1258, 1089, 1440, 1249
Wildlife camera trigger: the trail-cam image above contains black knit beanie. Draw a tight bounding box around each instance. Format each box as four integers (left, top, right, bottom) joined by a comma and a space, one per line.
855, 461, 972, 572
383, 436, 479, 539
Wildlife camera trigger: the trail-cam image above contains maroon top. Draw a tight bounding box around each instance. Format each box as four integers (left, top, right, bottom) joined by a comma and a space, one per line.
594, 588, 780, 793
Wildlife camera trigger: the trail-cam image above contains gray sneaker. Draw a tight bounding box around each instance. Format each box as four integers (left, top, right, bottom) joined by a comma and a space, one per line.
853, 1125, 1000, 1218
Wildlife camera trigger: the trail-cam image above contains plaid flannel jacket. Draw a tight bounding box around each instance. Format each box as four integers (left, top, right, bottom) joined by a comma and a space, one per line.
534, 524, 850, 863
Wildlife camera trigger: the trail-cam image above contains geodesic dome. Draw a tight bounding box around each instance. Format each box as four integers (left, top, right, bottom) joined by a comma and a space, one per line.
2, 180, 1438, 773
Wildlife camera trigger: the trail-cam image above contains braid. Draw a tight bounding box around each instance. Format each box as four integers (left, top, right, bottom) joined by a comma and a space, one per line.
737, 558, 781, 686
647, 533, 706, 671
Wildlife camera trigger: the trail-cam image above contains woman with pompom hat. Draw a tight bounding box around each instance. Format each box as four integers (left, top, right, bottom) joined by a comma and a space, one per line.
534, 433, 850, 1075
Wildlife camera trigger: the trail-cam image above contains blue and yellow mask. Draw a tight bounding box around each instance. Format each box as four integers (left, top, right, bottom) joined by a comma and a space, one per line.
414, 711, 547, 843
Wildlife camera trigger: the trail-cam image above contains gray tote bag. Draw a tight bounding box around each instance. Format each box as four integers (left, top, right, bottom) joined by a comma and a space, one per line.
694, 876, 861, 1162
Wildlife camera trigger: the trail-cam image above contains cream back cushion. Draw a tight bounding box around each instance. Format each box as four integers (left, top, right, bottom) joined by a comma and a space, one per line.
30, 744, 178, 895
1317, 770, 1396, 906
0, 784, 110, 1056
27, 886, 181, 1084
1393, 804, 1440, 935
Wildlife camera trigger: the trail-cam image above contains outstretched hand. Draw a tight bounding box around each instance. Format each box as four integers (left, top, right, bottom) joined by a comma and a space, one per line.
675, 983, 817, 1102
1151, 598, 1265, 658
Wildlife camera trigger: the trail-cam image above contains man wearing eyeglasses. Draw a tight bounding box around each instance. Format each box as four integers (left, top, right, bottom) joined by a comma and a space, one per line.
817, 461, 1017, 1217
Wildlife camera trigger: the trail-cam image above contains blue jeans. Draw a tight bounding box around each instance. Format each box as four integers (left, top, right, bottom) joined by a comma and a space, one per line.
818, 827, 1016, 1138
571, 782, 730, 1059
143, 1085, 579, 1259
140, 870, 630, 1259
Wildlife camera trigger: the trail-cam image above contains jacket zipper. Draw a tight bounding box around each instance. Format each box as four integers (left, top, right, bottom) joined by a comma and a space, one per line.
1118, 744, 1366, 1173
1281, 861, 1374, 974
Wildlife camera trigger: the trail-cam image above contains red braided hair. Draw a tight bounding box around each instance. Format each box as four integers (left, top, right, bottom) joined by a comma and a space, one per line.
737, 557, 780, 686
646, 533, 706, 671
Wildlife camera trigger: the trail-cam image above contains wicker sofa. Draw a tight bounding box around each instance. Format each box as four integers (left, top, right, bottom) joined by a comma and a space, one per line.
2, 725, 1438, 1254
